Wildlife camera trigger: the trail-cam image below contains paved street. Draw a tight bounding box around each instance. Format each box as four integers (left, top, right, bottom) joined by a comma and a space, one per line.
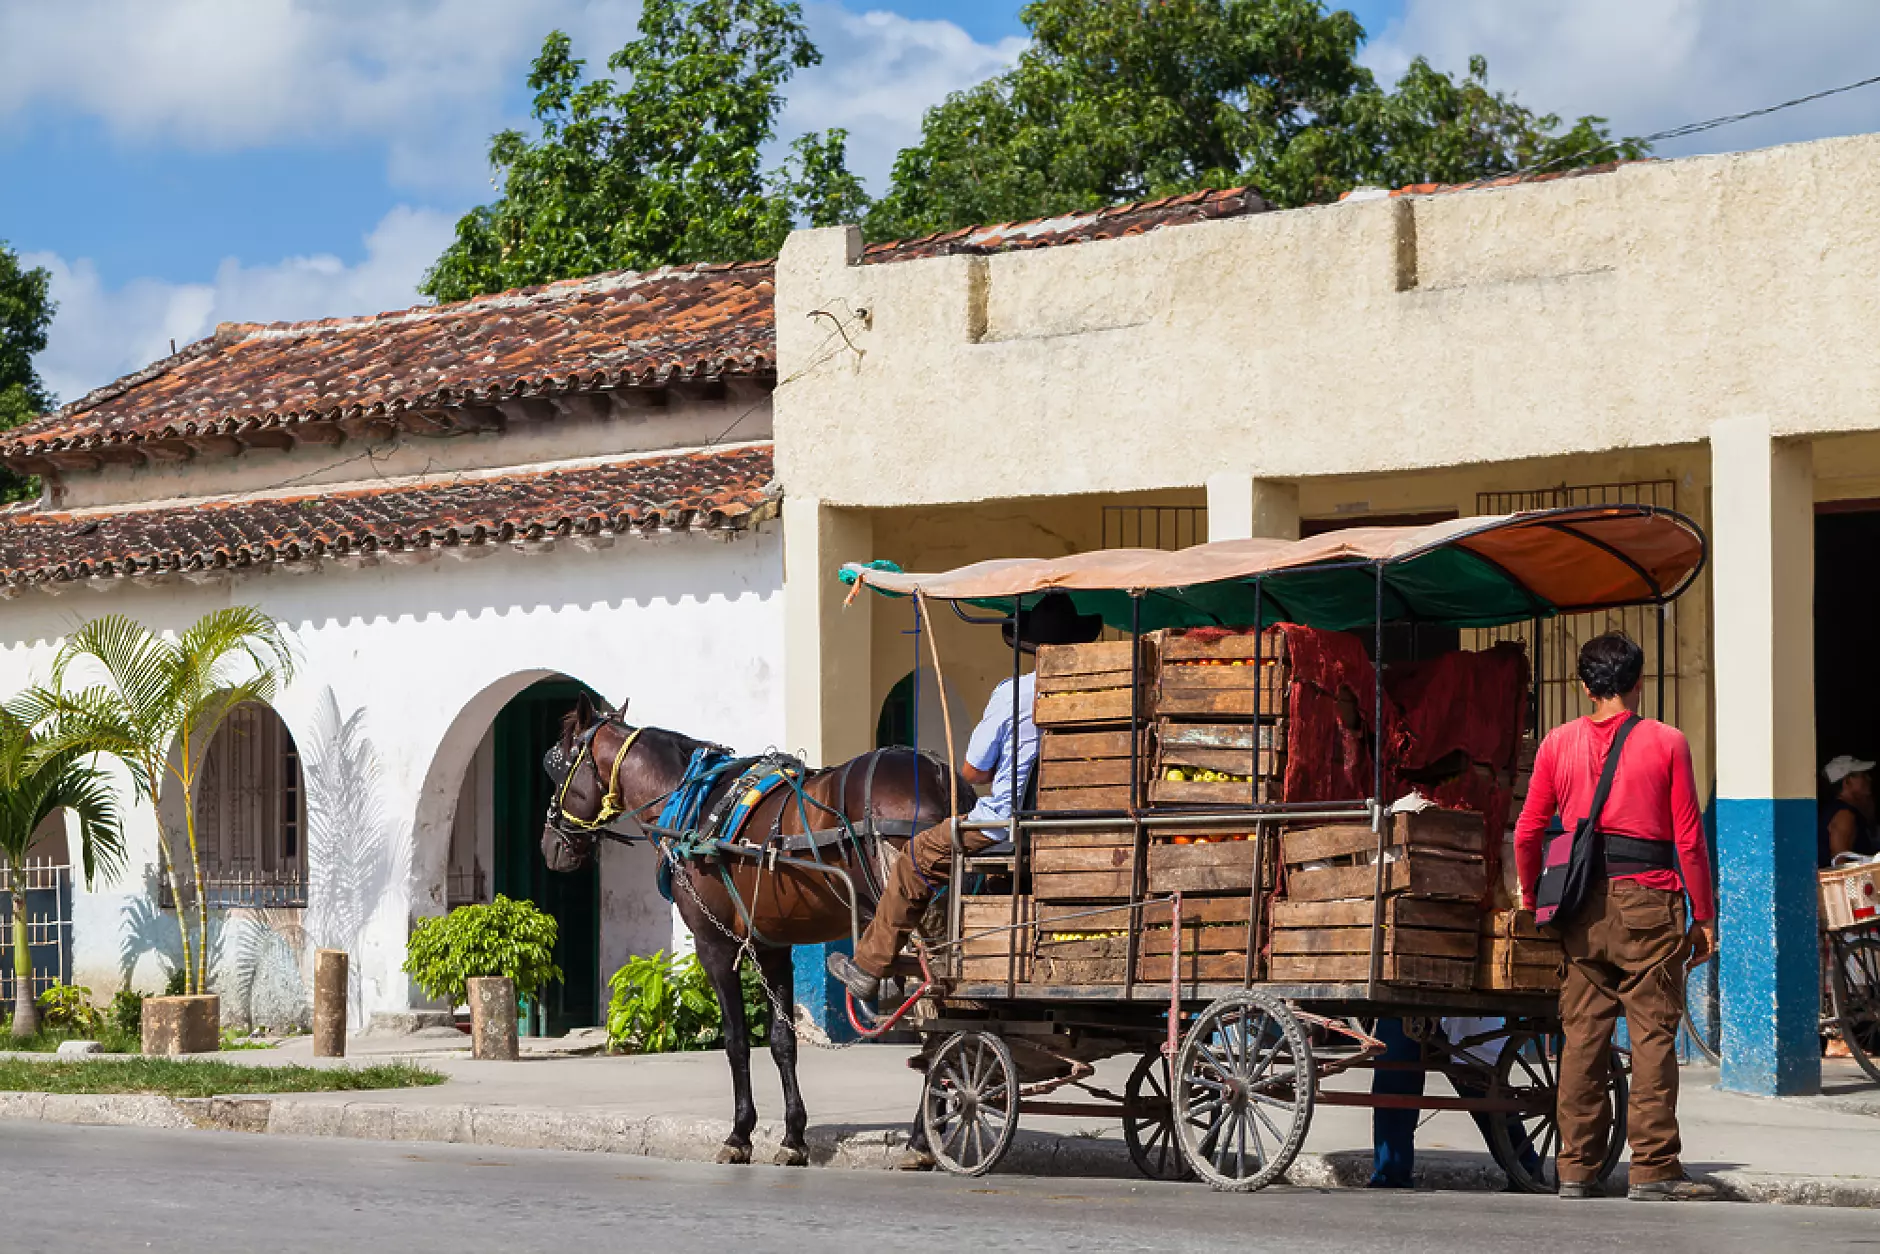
4, 1123, 1875, 1254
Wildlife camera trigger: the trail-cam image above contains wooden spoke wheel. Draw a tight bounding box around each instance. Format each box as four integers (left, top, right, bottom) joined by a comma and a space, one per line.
1830, 932, 1880, 1084
921, 1031, 1018, 1177
1171, 991, 1314, 1192
1488, 1032, 1628, 1194
1123, 1050, 1193, 1182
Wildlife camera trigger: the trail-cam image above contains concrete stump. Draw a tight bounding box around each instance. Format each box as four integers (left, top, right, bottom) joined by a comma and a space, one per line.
468, 977, 518, 1061
312, 949, 349, 1058
142, 994, 220, 1055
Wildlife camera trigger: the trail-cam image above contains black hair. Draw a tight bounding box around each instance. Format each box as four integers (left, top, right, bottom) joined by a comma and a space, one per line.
1578, 631, 1645, 699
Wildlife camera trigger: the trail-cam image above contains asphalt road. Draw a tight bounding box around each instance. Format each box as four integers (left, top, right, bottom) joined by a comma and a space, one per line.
5, 1123, 1876, 1254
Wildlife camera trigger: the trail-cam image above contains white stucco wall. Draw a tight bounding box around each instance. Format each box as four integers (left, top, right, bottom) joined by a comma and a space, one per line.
0, 523, 783, 1023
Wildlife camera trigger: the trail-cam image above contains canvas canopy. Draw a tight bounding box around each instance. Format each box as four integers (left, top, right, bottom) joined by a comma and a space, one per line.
842, 505, 1707, 632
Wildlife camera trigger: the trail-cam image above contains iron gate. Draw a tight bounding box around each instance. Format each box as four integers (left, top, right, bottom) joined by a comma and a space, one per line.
0, 861, 72, 1002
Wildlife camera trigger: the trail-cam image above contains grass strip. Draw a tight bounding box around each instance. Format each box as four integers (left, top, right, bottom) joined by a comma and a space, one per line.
0, 1057, 444, 1098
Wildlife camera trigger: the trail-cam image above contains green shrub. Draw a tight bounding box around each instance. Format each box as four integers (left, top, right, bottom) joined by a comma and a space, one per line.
109, 989, 143, 1036
402, 895, 562, 1008
35, 985, 102, 1035
606, 950, 770, 1054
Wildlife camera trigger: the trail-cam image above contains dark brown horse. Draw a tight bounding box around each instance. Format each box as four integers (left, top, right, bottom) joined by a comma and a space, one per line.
540, 695, 966, 1167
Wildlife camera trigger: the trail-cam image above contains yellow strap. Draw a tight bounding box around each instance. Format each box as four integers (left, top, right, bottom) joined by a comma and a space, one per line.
558, 725, 644, 831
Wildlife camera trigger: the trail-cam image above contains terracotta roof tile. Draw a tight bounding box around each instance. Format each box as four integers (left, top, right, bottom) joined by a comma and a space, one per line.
8, 261, 776, 460
0, 444, 774, 588
1340, 160, 1645, 202
859, 186, 1270, 264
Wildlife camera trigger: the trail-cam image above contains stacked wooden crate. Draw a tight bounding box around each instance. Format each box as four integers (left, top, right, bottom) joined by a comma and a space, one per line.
958, 894, 1034, 983
1148, 629, 1288, 805
1476, 908, 1563, 991
1268, 808, 1488, 988
1034, 640, 1150, 812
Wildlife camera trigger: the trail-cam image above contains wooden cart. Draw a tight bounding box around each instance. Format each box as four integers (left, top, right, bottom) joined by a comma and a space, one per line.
843, 504, 1708, 1191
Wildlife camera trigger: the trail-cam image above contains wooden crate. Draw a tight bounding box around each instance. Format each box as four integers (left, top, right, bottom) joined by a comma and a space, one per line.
1146, 835, 1268, 895
1152, 627, 1289, 665
1283, 850, 1485, 903
1475, 935, 1563, 992
1031, 829, 1136, 901
957, 895, 1033, 982
1269, 895, 1477, 989
1034, 640, 1151, 728
1149, 721, 1283, 805
1035, 727, 1149, 807
1479, 907, 1551, 940
1031, 896, 1257, 985
1271, 896, 1478, 932
1155, 665, 1289, 721
1268, 951, 1474, 989
1280, 809, 1488, 867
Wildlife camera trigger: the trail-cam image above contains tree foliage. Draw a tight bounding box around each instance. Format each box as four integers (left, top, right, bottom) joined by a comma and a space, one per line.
606, 950, 768, 1054
422, 0, 866, 302
0, 241, 54, 501
863, 0, 1647, 239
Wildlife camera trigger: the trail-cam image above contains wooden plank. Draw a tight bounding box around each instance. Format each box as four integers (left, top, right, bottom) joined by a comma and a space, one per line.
1268, 951, 1474, 989
1036, 671, 1133, 696
1147, 778, 1275, 806
1480, 908, 1551, 940
1033, 829, 1136, 851
1482, 936, 1563, 967
1157, 721, 1284, 751
1037, 896, 1250, 929
1037, 756, 1135, 790
1136, 951, 1252, 983
1269, 897, 1478, 932
1033, 843, 1135, 874
960, 956, 1032, 981
1147, 839, 1261, 895
1396, 808, 1488, 852
1035, 783, 1134, 812
1283, 855, 1486, 903
1154, 629, 1287, 663
1035, 689, 1136, 727
1032, 954, 1130, 984
1475, 961, 1559, 992
1033, 869, 1135, 901
1269, 926, 1478, 959
1156, 686, 1289, 720
1279, 824, 1379, 865
1155, 745, 1282, 775
1281, 812, 1486, 866
1036, 640, 1140, 679
1040, 728, 1146, 760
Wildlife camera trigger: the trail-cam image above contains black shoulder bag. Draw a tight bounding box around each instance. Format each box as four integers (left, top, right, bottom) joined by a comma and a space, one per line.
1534, 714, 1640, 929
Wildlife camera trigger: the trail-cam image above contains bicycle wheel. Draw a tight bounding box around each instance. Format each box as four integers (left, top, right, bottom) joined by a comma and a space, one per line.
1682, 960, 1721, 1065
1829, 932, 1880, 1084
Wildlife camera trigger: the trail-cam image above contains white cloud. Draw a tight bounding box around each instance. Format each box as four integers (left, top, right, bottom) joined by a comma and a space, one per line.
1364, 0, 1880, 157
26, 206, 457, 405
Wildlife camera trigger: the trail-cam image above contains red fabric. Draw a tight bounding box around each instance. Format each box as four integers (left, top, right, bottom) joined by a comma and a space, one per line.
1180, 626, 1265, 645
1277, 625, 1400, 804
1513, 714, 1715, 921
1385, 643, 1530, 774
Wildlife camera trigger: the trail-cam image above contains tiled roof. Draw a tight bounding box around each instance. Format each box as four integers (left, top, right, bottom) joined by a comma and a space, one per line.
0, 444, 774, 588
1341, 161, 1644, 201
6, 261, 775, 464
861, 187, 1269, 264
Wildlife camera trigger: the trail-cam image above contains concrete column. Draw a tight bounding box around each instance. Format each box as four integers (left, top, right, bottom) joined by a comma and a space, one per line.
1205, 474, 1300, 541
782, 495, 872, 1044
1709, 415, 1819, 1096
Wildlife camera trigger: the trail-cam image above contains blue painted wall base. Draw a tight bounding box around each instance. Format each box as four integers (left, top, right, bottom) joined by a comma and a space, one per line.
793, 941, 858, 1045
1716, 797, 1821, 1096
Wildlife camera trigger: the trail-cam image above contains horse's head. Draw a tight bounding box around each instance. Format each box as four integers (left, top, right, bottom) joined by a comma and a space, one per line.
540, 692, 641, 872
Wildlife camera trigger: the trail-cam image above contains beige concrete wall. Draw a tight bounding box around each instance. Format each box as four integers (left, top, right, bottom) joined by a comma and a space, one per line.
775, 135, 1880, 511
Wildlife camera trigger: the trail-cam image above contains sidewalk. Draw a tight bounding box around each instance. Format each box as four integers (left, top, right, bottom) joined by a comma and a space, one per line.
2, 1032, 1875, 1206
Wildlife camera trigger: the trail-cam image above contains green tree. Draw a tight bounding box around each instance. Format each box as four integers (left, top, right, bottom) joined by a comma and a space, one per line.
0, 707, 125, 1037
865, 0, 1647, 239
44, 610, 295, 997
423, 0, 866, 302
0, 241, 55, 501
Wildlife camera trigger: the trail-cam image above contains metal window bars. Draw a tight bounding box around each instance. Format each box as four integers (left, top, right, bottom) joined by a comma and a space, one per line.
446, 864, 490, 910
157, 867, 309, 911
0, 859, 72, 1002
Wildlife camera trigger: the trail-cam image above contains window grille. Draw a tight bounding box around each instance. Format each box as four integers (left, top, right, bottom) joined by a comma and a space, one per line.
0, 860, 72, 1002
1103, 505, 1207, 552
161, 703, 307, 909
1471, 479, 1682, 732
446, 738, 492, 909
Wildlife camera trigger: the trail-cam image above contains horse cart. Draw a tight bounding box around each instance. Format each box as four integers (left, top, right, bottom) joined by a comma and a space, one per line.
842, 504, 1709, 1191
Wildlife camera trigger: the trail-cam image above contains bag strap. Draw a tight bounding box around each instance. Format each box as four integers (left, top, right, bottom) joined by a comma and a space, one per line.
1582, 713, 1641, 836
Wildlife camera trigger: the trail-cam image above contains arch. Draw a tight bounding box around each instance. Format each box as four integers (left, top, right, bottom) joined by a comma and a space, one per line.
155, 698, 307, 910
409, 669, 674, 1035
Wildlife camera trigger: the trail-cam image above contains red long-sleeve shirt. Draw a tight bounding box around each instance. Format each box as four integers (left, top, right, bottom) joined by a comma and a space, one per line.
1513, 714, 1716, 922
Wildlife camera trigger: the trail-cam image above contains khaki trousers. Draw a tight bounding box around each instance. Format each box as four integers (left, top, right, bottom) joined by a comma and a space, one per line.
1556, 877, 1690, 1186
854, 819, 999, 977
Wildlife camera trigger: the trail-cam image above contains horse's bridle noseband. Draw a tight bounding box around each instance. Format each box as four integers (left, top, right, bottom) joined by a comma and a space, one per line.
544, 716, 649, 842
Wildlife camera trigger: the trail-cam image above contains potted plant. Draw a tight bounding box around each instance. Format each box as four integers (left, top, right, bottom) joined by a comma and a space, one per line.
404, 895, 562, 1060
43, 609, 293, 1053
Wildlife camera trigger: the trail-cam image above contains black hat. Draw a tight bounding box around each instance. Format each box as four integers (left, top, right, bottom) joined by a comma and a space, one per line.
1003, 591, 1105, 651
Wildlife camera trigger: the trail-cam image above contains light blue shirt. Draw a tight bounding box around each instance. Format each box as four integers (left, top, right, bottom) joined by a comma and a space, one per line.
965, 672, 1036, 825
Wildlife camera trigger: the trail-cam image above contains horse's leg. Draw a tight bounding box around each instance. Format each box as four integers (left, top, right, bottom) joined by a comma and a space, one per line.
693, 924, 758, 1165
753, 945, 809, 1166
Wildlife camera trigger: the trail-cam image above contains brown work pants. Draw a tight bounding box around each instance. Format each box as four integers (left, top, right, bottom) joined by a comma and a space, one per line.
1556, 877, 1690, 1186
854, 819, 999, 977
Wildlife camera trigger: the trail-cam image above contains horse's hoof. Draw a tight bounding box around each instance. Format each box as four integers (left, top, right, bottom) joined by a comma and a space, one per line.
894, 1149, 937, 1172
773, 1146, 809, 1168
716, 1144, 752, 1166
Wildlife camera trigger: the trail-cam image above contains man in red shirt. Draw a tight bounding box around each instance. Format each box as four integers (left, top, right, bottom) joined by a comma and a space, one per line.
1514, 632, 1719, 1201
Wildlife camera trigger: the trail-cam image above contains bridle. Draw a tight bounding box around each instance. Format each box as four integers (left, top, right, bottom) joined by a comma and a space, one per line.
544, 715, 650, 842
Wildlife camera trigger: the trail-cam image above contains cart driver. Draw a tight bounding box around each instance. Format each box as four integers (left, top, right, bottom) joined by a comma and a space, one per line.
827, 592, 1104, 1004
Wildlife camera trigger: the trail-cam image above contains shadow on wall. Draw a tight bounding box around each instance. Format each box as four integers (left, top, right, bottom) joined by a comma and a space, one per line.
118, 868, 224, 995
302, 688, 400, 1024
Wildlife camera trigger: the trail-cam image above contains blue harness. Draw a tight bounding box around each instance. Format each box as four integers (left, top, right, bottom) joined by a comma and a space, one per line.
652, 749, 811, 904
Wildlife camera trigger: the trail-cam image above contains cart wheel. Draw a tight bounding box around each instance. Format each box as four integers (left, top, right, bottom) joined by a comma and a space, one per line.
921, 1031, 1018, 1177
1681, 961, 1721, 1066
1171, 990, 1314, 1192
1488, 1033, 1628, 1194
1123, 1050, 1193, 1182
1829, 933, 1880, 1085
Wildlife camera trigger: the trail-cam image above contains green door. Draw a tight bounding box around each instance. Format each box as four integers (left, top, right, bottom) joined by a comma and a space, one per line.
492, 679, 600, 1035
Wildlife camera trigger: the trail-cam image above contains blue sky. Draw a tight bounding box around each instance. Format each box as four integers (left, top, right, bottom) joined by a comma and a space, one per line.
5, 0, 1880, 404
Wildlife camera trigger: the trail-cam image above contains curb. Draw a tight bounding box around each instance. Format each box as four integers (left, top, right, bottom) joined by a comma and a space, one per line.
0, 1092, 1873, 1207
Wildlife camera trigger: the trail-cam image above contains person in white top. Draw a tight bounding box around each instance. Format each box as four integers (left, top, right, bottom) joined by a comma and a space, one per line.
828, 593, 1102, 1002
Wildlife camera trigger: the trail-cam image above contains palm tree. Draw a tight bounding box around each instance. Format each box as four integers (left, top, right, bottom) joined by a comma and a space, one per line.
0, 707, 124, 1036
45, 609, 294, 996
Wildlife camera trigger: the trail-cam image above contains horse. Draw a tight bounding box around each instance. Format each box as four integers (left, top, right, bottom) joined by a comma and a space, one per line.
539, 694, 968, 1167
